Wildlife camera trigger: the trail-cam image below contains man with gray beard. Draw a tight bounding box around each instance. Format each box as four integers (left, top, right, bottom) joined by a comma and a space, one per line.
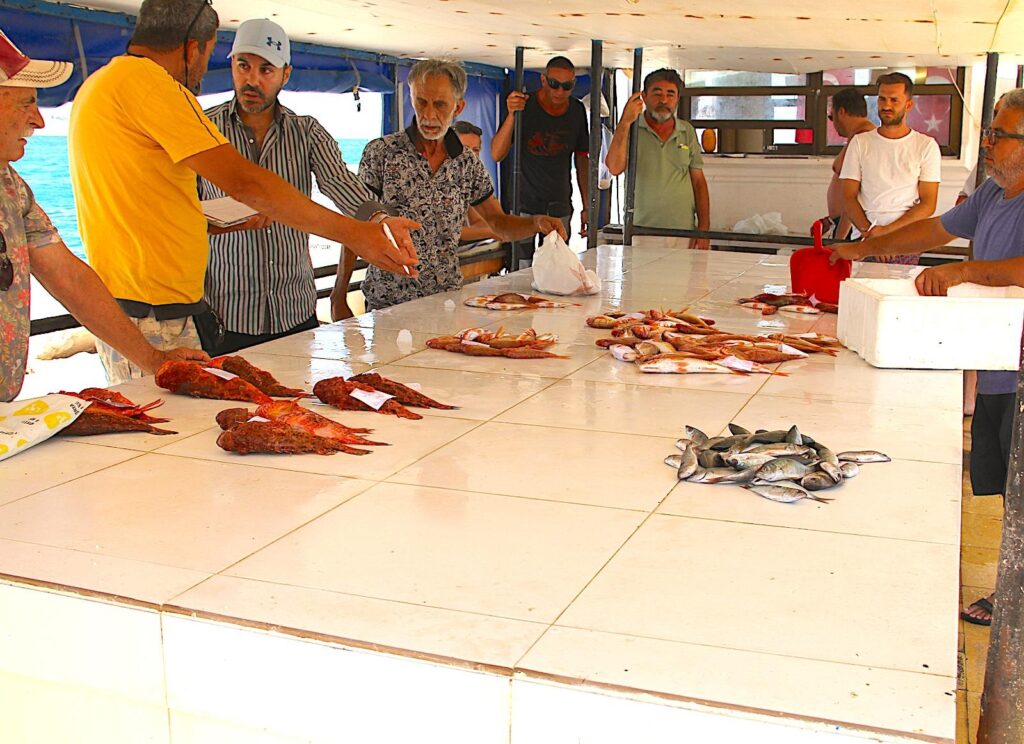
344, 58, 566, 310
832, 88, 1024, 626
606, 68, 711, 249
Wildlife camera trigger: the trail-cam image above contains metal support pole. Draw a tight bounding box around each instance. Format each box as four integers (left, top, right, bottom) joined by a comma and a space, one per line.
977, 325, 1024, 742
623, 47, 643, 247
389, 64, 400, 135
977, 52, 999, 189
510, 46, 525, 270
587, 40, 602, 251
1017, 65, 1023, 90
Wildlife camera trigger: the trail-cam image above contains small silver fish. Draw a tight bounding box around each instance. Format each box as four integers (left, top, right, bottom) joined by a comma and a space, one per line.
664, 454, 683, 469
811, 442, 839, 466
743, 443, 813, 458
710, 434, 754, 452
785, 425, 803, 445
688, 467, 743, 484
721, 465, 761, 483
698, 449, 724, 469
745, 481, 832, 504
677, 443, 699, 480
750, 429, 788, 444
723, 452, 777, 470
840, 462, 860, 479
801, 471, 838, 491
675, 438, 692, 452
837, 450, 891, 464
819, 461, 843, 484
755, 457, 813, 483
685, 426, 709, 446
728, 423, 751, 436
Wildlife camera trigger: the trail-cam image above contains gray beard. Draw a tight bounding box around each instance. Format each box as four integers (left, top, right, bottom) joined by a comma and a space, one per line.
648, 108, 674, 123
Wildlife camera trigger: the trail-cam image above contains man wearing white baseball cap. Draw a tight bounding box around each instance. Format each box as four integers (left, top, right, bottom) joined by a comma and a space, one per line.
200, 18, 391, 354
0, 30, 209, 402
68, 0, 419, 383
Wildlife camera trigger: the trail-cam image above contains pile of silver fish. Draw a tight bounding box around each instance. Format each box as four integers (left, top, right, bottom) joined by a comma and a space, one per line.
665, 423, 891, 504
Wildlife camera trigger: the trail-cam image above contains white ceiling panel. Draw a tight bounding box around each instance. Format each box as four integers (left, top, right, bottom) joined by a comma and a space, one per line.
77, 0, 1024, 71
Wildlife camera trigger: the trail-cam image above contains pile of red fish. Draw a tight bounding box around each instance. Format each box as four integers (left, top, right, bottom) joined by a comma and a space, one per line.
55, 388, 177, 436
426, 327, 567, 359
215, 368, 457, 456
737, 292, 838, 315
586, 308, 841, 375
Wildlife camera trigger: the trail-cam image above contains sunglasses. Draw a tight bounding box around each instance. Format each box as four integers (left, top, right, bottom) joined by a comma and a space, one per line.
546, 78, 575, 92
981, 127, 1024, 144
0, 233, 12, 292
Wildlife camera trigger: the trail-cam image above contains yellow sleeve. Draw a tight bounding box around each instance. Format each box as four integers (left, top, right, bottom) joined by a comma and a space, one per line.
127, 75, 228, 164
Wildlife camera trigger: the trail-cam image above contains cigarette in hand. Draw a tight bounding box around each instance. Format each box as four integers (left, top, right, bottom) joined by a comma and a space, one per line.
382, 222, 411, 276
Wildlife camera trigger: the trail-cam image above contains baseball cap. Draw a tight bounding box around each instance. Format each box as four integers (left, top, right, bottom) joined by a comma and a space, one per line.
228, 19, 290, 68
0, 30, 72, 88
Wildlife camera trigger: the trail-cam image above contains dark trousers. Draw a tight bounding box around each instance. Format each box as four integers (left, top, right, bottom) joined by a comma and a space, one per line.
206, 314, 319, 356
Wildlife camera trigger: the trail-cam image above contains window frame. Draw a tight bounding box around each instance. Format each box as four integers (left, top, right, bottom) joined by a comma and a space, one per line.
680, 69, 966, 157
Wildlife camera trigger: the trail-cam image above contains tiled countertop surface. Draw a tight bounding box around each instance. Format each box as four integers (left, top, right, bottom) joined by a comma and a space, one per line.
1, 244, 960, 740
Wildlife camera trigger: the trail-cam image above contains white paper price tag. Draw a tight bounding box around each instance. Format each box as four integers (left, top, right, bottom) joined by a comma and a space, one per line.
205, 367, 238, 381
778, 343, 809, 357
719, 355, 755, 372
247, 416, 271, 423
350, 388, 394, 410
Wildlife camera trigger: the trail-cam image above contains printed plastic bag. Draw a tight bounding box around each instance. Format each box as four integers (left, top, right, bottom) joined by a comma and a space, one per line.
0, 394, 88, 462
531, 232, 601, 296
732, 212, 789, 236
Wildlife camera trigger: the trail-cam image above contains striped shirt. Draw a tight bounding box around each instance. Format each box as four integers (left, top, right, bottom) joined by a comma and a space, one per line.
199, 100, 382, 334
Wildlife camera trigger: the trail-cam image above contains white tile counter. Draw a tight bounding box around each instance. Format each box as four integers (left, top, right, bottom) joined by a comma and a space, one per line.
0, 245, 960, 743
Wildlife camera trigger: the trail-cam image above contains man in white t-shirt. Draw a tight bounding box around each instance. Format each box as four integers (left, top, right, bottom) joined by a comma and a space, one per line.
839, 72, 941, 264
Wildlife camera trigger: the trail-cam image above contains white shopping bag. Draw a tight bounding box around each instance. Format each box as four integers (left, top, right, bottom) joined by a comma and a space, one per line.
0, 394, 88, 462
530, 232, 601, 296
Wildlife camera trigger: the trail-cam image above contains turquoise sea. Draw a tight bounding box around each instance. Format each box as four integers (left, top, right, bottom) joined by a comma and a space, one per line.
18, 135, 372, 261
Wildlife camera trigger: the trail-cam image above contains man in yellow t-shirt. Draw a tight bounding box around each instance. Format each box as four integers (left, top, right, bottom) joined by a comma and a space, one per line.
69, 0, 420, 384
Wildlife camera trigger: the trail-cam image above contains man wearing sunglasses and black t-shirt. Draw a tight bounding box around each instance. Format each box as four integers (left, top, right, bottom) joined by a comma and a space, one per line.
492, 56, 589, 267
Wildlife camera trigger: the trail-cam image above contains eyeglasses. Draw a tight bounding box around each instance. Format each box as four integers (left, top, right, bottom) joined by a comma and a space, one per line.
182, 0, 214, 91
981, 127, 1024, 144
0, 233, 12, 292
546, 78, 575, 92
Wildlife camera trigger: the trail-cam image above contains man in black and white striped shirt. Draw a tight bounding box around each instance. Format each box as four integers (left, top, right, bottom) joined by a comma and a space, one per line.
199, 19, 390, 354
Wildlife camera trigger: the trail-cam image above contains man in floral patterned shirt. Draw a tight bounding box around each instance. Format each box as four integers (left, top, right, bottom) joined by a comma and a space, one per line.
339, 58, 567, 311
0, 33, 206, 401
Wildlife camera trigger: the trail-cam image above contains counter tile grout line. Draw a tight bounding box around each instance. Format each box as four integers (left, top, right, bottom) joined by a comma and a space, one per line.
542, 620, 957, 680
650, 510, 962, 547
0, 447, 148, 505
170, 571, 556, 629
147, 415, 491, 482
377, 477, 656, 514
511, 499, 674, 671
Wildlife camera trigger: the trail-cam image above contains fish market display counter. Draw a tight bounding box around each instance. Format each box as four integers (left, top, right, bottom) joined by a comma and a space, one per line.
0, 243, 961, 743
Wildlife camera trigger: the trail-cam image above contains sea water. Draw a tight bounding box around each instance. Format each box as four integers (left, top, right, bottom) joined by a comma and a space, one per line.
18, 135, 372, 262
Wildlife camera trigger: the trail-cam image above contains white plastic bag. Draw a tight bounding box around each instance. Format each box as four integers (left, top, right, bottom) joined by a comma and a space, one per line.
530, 232, 601, 296
0, 394, 88, 462
732, 212, 789, 235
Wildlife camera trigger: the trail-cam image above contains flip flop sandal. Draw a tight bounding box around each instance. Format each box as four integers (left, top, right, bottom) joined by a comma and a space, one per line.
961, 597, 994, 626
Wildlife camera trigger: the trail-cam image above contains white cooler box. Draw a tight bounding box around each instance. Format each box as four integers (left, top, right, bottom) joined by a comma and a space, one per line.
837, 278, 1024, 370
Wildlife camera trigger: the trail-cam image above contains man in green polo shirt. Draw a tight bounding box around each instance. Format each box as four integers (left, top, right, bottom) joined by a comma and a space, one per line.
606, 68, 711, 249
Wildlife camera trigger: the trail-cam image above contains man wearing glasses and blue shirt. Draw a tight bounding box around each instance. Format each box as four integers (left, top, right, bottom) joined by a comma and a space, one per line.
491, 56, 590, 266
832, 88, 1024, 628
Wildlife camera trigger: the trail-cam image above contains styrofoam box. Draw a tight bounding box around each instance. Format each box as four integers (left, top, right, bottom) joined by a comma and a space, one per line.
837, 278, 1024, 370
